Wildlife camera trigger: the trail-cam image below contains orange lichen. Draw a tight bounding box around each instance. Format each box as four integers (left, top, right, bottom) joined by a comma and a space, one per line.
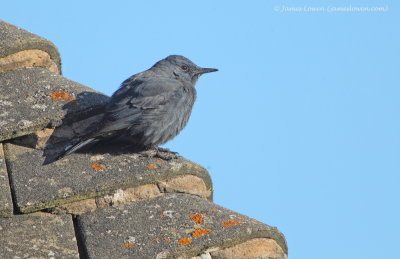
178, 238, 192, 246
191, 228, 211, 238
123, 243, 135, 247
91, 163, 105, 171
147, 164, 156, 169
162, 237, 171, 243
50, 91, 74, 101
189, 213, 205, 224
221, 220, 241, 228
156, 159, 162, 163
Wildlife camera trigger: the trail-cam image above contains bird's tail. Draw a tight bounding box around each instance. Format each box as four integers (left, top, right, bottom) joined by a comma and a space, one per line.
55, 137, 98, 161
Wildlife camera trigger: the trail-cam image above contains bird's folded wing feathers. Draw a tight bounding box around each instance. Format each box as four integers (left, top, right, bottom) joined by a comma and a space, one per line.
98, 78, 184, 133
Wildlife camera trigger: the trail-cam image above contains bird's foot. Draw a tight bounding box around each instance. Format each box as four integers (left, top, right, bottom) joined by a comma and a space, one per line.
155, 147, 179, 160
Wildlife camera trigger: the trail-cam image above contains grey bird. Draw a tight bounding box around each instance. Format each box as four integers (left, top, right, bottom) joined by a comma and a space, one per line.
56, 55, 217, 160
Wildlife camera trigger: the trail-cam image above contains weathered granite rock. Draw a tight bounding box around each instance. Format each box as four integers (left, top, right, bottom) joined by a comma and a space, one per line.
0, 20, 61, 74
76, 194, 287, 259
3, 141, 212, 213
0, 143, 13, 217
0, 212, 79, 258
0, 67, 109, 141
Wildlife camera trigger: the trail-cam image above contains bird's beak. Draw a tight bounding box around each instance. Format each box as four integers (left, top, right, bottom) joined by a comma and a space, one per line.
196, 67, 218, 75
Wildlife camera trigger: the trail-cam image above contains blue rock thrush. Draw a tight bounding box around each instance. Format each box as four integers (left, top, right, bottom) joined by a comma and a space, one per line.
57, 55, 217, 160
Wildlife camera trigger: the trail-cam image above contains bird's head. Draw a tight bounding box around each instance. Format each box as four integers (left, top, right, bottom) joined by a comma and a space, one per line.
152, 55, 218, 85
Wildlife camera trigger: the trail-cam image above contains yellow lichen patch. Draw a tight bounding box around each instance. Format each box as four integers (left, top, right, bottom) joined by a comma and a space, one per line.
91, 163, 105, 171
123, 243, 135, 247
189, 213, 205, 224
221, 220, 241, 228
50, 91, 74, 101
178, 238, 192, 246
191, 228, 212, 238
147, 164, 156, 169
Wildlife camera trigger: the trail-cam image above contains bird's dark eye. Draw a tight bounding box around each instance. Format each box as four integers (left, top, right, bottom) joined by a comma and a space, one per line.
181, 65, 189, 71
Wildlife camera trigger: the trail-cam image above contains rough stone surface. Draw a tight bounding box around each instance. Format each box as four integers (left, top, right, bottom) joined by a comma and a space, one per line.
158, 175, 211, 199
190, 253, 213, 259
0, 67, 109, 141
4, 141, 212, 213
190, 253, 212, 259
0, 20, 61, 73
0, 143, 13, 217
0, 212, 79, 258
12, 127, 55, 149
55, 198, 97, 215
210, 238, 287, 259
96, 184, 161, 208
0, 49, 59, 74
76, 194, 287, 259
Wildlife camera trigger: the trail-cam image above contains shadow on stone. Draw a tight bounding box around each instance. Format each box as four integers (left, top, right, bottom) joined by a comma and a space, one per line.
41, 91, 157, 165
5, 89, 174, 165
41, 91, 110, 164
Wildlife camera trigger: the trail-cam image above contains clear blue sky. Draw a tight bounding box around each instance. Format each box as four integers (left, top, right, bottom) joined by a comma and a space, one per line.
2, 1, 399, 258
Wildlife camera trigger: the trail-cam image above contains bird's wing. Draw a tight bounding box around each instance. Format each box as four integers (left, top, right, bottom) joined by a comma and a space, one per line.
96, 77, 185, 134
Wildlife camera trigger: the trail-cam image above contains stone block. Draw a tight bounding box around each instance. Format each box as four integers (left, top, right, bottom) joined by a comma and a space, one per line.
0, 67, 108, 142
0, 20, 61, 73
96, 184, 161, 208
3, 141, 212, 213
76, 194, 287, 259
0, 49, 59, 74
210, 238, 287, 259
0, 212, 79, 258
0, 143, 13, 217
158, 175, 211, 199
55, 198, 97, 215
